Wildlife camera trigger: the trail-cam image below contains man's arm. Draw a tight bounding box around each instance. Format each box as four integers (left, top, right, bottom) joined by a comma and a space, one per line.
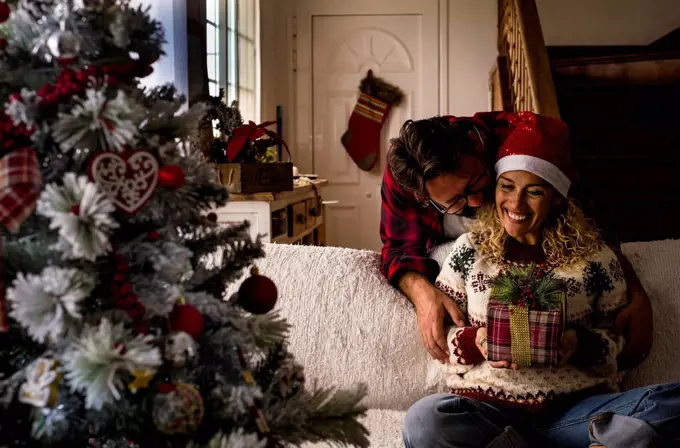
379, 167, 440, 287
611, 248, 654, 369
380, 168, 465, 362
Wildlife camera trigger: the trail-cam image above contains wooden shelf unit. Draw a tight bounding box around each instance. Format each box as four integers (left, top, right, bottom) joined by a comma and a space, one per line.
214, 180, 328, 246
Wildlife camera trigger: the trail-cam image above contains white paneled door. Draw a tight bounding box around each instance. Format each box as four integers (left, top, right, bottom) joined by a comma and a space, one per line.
295, 0, 443, 251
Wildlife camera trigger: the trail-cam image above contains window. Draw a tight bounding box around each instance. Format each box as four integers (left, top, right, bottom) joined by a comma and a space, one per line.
206, 0, 260, 123
205, 0, 221, 98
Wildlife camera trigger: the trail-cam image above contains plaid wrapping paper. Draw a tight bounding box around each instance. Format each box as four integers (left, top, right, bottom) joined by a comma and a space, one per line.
487, 303, 563, 366
0, 147, 43, 332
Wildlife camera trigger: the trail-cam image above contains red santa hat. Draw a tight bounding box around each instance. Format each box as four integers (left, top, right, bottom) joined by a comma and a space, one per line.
495, 112, 575, 197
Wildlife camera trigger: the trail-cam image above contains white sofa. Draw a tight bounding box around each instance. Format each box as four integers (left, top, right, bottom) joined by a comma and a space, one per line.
232, 240, 680, 447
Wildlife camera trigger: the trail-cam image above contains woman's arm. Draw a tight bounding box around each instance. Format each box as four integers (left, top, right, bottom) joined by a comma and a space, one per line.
568, 251, 629, 375
567, 326, 625, 377
611, 248, 654, 369
434, 235, 486, 373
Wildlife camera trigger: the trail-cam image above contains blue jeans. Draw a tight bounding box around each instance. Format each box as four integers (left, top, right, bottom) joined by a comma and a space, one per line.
403, 383, 680, 447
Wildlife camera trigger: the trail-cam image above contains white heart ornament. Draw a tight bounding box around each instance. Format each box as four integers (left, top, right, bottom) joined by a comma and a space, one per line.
89, 150, 159, 214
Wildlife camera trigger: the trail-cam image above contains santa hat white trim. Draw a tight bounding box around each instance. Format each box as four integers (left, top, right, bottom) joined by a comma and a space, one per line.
495, 154, 571, 197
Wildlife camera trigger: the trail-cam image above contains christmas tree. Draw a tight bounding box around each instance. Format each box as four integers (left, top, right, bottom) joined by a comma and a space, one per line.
0, 1, 368, 447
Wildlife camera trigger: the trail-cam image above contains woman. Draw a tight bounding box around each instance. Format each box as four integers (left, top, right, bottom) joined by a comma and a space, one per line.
403, 114, 679, 448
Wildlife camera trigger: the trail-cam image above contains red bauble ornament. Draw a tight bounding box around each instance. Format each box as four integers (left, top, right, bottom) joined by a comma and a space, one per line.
146, 230, 161, 241
158, 165, 185, 190
0, 3, 10, 24
238, 267, 278, 314
169, 303, 204, 339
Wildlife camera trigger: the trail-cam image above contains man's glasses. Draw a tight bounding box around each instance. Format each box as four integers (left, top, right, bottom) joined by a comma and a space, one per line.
429, 171, 487, 215
430, 197, 467, 215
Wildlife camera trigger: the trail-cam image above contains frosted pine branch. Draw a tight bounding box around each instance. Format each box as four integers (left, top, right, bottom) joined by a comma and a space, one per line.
184, 221, 252, 265
248, 313, 291, 352
188, 236, 264, 298
266, 384, 370, 448
1, 233, 54, 280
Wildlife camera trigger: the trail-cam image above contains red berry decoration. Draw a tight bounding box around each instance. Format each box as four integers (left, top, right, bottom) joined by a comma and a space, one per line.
158, 165, 185, 190
238, 267, 278, 314
157, 383, 176, 394
0, 3, 10, 24
169, 301, 204, 339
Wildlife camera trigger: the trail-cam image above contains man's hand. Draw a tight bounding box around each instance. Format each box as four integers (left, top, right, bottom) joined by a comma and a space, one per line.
612, 250, 654, 369
399, 272, 466, 363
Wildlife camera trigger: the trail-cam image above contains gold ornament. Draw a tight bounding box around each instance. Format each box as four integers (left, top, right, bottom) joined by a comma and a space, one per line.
18, 358, 62, 408
242, 369, 254, 385
254, 407, 270, 434
128, 369, 155, 393
235, 347, 270, 436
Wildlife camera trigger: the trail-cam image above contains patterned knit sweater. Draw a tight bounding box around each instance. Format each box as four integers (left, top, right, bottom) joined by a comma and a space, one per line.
434, 233, 627, 411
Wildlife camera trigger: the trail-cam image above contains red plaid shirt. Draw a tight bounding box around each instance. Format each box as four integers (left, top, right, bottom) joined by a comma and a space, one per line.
380, 112, 515, 286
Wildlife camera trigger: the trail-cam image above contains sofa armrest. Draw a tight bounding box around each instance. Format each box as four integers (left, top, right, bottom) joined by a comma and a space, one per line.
227, 243, 431, 411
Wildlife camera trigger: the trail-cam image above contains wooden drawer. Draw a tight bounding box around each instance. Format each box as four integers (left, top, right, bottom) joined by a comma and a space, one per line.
271, 208, 288, 239
289, 201, 308, 237
306, 198, 322, 229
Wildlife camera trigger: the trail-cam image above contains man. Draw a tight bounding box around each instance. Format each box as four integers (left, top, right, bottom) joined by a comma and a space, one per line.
380, 112, 653, 368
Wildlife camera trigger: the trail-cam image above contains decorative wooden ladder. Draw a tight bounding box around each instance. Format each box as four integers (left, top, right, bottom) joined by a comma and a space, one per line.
490, 0, 680, 243
490, 0, 559, 119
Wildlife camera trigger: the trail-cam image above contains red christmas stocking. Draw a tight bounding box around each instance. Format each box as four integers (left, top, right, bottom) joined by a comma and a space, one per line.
341, 93, 390, 171
341, 70, 403, 171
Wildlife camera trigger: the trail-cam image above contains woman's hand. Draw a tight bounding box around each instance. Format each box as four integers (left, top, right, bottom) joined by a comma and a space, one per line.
475, 327, 488, 358
489, 360, 519, 369
477, 327, 520, 370
558, 329, 579, 366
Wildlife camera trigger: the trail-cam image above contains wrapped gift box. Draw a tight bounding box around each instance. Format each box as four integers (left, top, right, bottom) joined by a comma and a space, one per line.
486, 303, 563, 367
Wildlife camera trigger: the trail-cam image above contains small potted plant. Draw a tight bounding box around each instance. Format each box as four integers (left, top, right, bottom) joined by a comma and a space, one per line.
486, 263, 566, 367
199, 90, 293, 194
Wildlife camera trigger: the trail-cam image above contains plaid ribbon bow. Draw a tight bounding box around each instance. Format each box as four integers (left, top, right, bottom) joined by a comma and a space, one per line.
0, 147, 43, 331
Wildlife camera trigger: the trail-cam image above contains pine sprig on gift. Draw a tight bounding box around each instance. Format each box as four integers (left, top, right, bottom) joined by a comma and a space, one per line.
489, 263, 565, 311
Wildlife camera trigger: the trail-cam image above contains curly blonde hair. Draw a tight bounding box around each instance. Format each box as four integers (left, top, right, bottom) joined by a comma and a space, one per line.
470, 199, 603, 268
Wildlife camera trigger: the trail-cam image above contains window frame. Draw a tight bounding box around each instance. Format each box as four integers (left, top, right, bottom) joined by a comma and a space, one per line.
206, 0, 260, 123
